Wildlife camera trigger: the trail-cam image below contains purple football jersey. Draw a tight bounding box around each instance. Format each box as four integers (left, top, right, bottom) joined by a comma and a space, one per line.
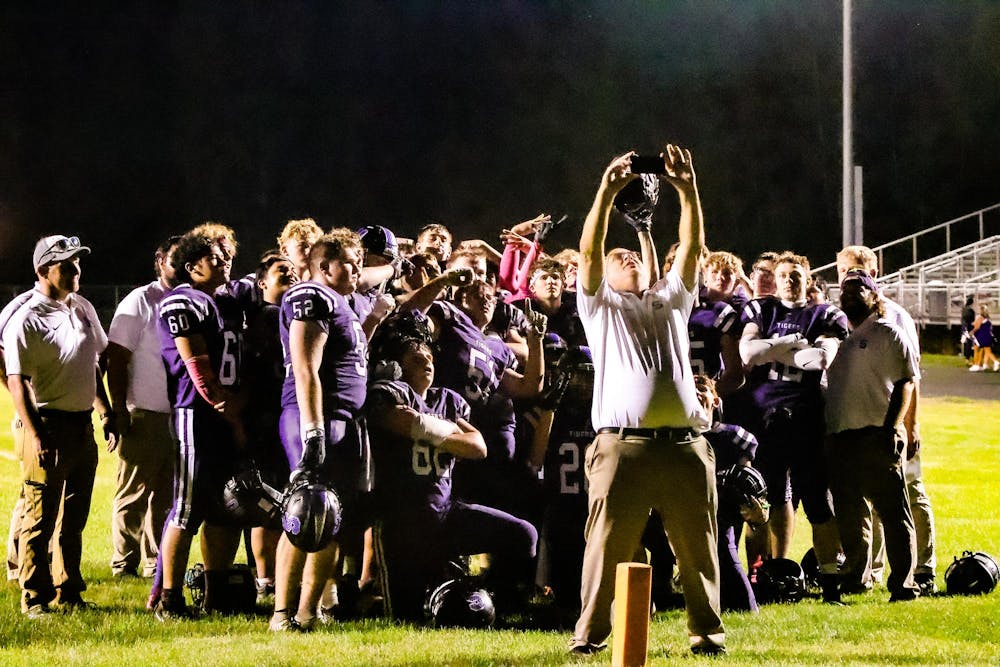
543, 367, 596, 500
688, 295, 738, 379
349, 288, 377, 323
705, 422, 759, 471
428, 301, 516, 408
243, 302, 284, 415
279, 281, 368, 420
367, 380, 471, 518
740, 297, 849, 408
157, 284, 233, 409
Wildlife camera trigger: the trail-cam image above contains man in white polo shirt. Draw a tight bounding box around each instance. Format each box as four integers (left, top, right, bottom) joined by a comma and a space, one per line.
106, 236, 180, 579
570, 145, 723, 657
836, 245, 936, 595
4, 235, 115, 616
0, 284, 42, 582
825, 269, 920, 602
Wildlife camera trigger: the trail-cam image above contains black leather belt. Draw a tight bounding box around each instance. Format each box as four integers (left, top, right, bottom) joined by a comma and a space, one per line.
37, 408, 92, 423
597, 426, 697, 441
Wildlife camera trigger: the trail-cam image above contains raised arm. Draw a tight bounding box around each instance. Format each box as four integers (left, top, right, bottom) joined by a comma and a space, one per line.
660, 144, 704, 291
579, 153, 637, 295
499, 304, 547, 400
399, 267, 474, 316
637, 229, 660, 289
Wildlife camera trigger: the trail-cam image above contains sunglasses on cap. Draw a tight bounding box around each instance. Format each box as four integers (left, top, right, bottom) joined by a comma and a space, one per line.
36, 236, 82, 265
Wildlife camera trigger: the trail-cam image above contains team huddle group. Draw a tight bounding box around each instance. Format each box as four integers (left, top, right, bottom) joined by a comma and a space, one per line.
1, 145, 934, 656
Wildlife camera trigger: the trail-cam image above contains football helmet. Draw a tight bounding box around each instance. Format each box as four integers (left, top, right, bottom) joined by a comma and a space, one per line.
945, 551, 999, 595
281, 478, 343, 553
718, 465, 770, 527
183, 563, 256, 613
357, 224, 399, 261
369, 310, 433, 364
184, 563, 206, 609
799, 548, 847, 594
221, 461, 284, 528
753, 558, 806, 604
424, 578, 496, 629
613, 174, 660, 232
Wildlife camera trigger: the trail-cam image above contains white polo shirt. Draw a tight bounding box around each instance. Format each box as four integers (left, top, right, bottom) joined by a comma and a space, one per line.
3, 291, 108, 412
882, 295, 921, 379
0, 287, 37, 346
577, 269, 710, 431
824, 313, 919, 434
108, 280, 170, 413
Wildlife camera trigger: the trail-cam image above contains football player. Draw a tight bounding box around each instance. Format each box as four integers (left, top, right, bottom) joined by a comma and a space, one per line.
367, 321, 537, 621
152, 228, 246, 619
270, 229, 370, 631
420, 280, 546, 514
511, 258, 587, 349
739, 251, 849, 603
242, 252, 298, 604
689, 251, 745, 398
526, 345, 594, 611
695, 375, 764, 612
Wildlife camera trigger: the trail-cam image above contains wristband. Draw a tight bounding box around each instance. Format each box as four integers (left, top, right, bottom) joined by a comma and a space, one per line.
183, 354, 220, 406
301, 421, 324, 441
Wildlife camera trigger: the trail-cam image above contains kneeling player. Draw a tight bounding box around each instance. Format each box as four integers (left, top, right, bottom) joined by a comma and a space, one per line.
695, 375, 766, 612
367, 325, 537, 622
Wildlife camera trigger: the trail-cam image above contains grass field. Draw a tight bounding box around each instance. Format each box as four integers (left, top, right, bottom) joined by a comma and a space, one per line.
0, 357, 998, 665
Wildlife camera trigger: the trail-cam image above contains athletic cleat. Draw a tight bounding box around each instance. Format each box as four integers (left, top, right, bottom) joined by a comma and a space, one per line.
153, 599, 194, 621
23, 603, 53, 619
914, 574, 937, 596
268, 612, 306, 632
55, 592, 96, 611
691, 642, 727, 656
294, 614, 317, 631
889, 588, 919, 602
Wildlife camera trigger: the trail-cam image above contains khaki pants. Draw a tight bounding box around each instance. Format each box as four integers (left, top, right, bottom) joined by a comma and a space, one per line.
573, 432, 724, 648
870, 450, 936, 581
826, 428, 918, 597
7, 418, 61, 582
110, 409, 174, 576
17, 411, 98, 608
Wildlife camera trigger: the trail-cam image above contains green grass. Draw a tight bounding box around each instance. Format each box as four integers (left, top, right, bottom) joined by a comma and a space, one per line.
920, 352, 972, 369
0, 394, 998, 665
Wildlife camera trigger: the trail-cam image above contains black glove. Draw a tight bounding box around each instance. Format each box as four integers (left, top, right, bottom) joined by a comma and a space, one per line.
534, 214, 567, 243
538, 366, 574, 410
291, 428, 326, 482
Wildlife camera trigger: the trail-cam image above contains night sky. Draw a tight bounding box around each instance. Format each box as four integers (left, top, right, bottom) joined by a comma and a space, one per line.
1, 1, 998, 286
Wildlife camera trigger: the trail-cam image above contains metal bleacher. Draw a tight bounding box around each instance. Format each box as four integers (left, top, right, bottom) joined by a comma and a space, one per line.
814, 203, 1000, 327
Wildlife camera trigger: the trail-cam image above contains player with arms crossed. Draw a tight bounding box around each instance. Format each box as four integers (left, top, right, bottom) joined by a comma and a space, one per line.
738, 251, 848, 602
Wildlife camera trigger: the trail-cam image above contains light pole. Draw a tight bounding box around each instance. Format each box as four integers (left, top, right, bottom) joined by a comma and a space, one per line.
843, 0, 854, 247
